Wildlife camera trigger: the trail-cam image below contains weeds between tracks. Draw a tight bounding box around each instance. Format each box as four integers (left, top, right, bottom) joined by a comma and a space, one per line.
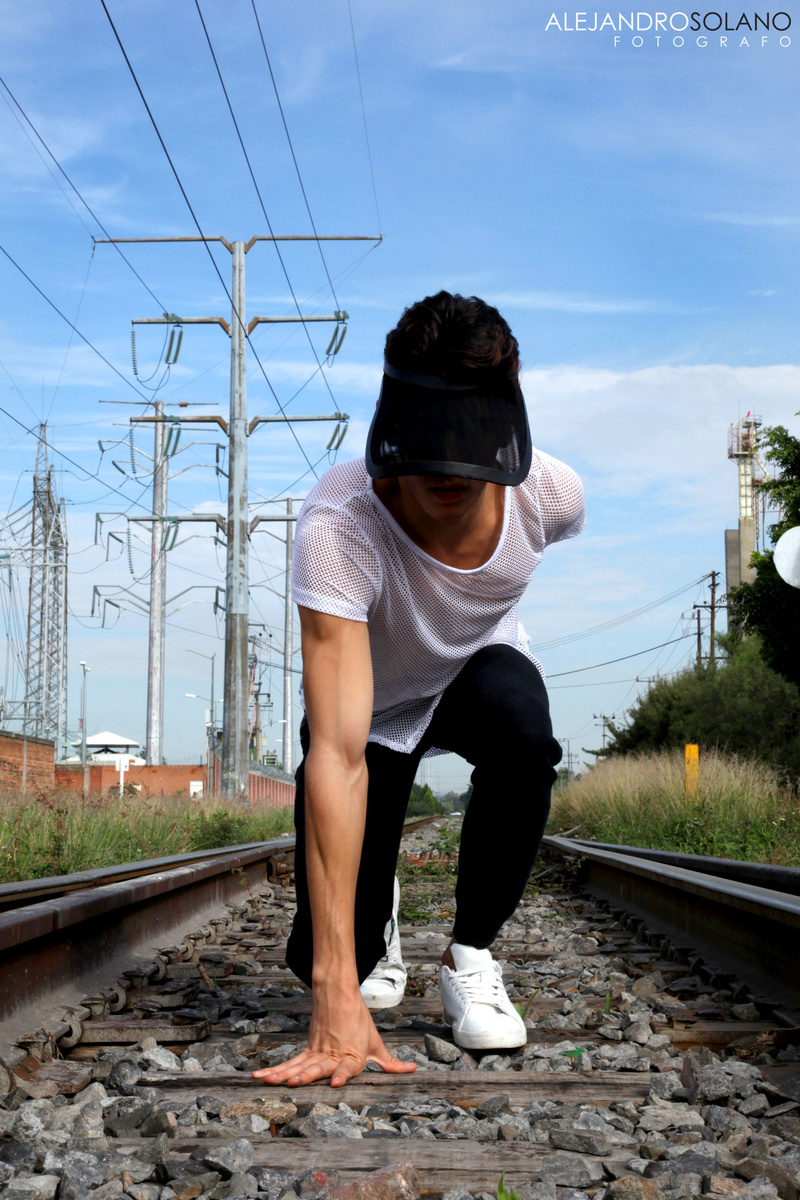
549, 748, 800, 865
0, 790, 295, 883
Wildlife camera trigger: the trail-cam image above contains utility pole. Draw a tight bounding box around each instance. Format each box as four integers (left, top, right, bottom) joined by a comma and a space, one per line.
146, 400, 167, 765
98, 232, 376, 800
223, 242, 250, 802
693, 571, 725, 665
593, 713, 608, 750
696, 608, 702, 665
283, 498, 294, 776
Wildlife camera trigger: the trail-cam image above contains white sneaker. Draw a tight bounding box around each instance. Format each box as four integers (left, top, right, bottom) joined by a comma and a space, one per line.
440, 942, 527, 1050
360, 876, 406, 1010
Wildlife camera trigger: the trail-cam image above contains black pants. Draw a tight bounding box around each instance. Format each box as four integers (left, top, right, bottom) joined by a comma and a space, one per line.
285, 644, 562, 987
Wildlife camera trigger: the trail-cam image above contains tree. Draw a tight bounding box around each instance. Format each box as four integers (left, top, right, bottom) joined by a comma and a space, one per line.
406, 782, 445, 816
728, 423, 800, 688
603, 636, 800, 779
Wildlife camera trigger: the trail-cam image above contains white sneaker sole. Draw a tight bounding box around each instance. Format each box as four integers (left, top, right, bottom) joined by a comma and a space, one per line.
361, 982, 406, 1010
443, 1011, 527, 1050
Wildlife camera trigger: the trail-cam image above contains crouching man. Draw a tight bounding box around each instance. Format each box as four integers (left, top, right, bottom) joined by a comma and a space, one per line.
253, 291, 585, 1088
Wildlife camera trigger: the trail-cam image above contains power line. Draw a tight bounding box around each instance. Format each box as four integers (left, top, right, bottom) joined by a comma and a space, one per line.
346, 0, 382, 231
0, 238, 149, 401
0, 71, 166, 312
249, 0, 340, 308
100, 0, 321, 481
547, 633, 694, 678
0, 404, 152, 513
192, 0, 341, 414
531, 575, 707, 652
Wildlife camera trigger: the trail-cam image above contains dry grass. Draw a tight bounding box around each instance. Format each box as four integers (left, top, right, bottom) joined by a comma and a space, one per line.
0, 788, 294, 884
548, 749, 800, 865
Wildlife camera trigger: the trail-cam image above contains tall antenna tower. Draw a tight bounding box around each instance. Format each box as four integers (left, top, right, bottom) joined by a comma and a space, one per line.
725, 414, 765, 596
24, 426, 68, 759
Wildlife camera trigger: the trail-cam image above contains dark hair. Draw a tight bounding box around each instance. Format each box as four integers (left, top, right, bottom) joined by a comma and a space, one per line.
384, 291, 520, 385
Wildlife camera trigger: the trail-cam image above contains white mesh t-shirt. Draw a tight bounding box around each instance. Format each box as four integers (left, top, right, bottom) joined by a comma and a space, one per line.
292, 451, 585, 754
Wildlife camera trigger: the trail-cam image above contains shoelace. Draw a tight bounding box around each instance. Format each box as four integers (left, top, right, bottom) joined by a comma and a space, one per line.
453, 965, 509, 1009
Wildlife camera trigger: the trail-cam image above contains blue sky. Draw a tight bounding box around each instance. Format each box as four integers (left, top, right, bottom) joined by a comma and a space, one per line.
0, 1, 797, 789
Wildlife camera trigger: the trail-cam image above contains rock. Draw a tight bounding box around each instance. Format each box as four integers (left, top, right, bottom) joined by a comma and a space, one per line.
645, 1150, 717, 1178
87, 1183, 124, 1200
0, 1143, 37, 1172
607, 1179, 665, 1200
732, 1004, 760, 1022
139, 1109, 179, 1137
735, 1159, 797, 1200
550, 1128, 612, 1155
106, 1060, 142, 1090
204, 1138, 254, 1176
739, 1184, 780, 1200
540, 1153, 606, 1187
497, 1113, 536, 1141
321, 1161, 421, 1200
7, 1177, 60, 1200
59, 1157, 108, 1199
219, 1098, 297, 1125
696, 1068, 736, 1104
739, 1095, 770, 1118
227, 1171, 259, 1197
142, 1047, 183, 1073
475, 1095, 512, 1119
196, 1094, 225, 1115
708, 1178, 745, 1196
127, 1187, 162, 1200
72, 1082, 108, 1110
249, 1167, 296, 1200
423, 1034, 462, 1064
182, 1058, 204, 1073
295, 1166, 341, 1197
516, 1186, 557, 1200
625, 1018, 653, 1045
649, 1076, 684, 1101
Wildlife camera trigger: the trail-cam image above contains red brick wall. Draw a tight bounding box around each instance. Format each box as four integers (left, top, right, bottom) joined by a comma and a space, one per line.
0, 731, 54, 793
55, 760, 295, 807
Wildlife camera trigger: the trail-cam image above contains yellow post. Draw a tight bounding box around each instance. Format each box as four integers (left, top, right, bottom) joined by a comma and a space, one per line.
685, 744, 699, 803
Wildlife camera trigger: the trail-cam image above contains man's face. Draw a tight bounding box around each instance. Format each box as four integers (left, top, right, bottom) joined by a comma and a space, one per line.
397, 473, 489, 523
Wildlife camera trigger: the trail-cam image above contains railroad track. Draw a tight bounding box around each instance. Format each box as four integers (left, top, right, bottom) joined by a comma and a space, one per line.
1, 819, 799, 1199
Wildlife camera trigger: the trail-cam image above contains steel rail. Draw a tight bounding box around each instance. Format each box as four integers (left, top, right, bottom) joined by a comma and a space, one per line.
0, 840, 296, 913
543, 835, 800, 1020
566, 839, 800, 896
0, 840, 295, 1028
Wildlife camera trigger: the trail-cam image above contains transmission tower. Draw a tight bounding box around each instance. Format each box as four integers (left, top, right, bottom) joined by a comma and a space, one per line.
24, 426, 68, 759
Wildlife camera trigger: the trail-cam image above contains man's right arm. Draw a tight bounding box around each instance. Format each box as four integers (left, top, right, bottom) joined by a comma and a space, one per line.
251, 605, 416, 1087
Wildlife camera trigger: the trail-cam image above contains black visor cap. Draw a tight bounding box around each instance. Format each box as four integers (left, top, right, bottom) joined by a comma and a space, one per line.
366, 363, 532, 486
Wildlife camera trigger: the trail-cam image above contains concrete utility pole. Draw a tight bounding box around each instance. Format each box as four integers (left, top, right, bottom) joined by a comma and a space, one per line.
593, 713, 608, 750
146, 400, 167, 765
283, 498, 294, 776
222, 242, 250, 802
98, 231, 377, 800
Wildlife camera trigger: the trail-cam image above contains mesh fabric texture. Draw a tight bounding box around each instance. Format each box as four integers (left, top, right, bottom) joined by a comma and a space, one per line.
292, 452, 585, 754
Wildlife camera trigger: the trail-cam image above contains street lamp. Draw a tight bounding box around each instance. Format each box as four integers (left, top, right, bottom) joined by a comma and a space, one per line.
186, 650, 217, 797
79, 661, 89, 800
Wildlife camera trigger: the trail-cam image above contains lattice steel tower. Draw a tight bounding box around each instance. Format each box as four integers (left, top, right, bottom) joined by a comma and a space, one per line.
24, 426, 68, 759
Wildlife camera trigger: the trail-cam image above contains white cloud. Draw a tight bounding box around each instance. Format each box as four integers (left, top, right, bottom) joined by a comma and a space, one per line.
523, 362, 800, 521
703, 213, 800, 227
489, 290, 690, 315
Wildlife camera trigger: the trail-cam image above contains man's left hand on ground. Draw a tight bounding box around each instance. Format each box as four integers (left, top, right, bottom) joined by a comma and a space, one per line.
250, 987, 417, 1088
